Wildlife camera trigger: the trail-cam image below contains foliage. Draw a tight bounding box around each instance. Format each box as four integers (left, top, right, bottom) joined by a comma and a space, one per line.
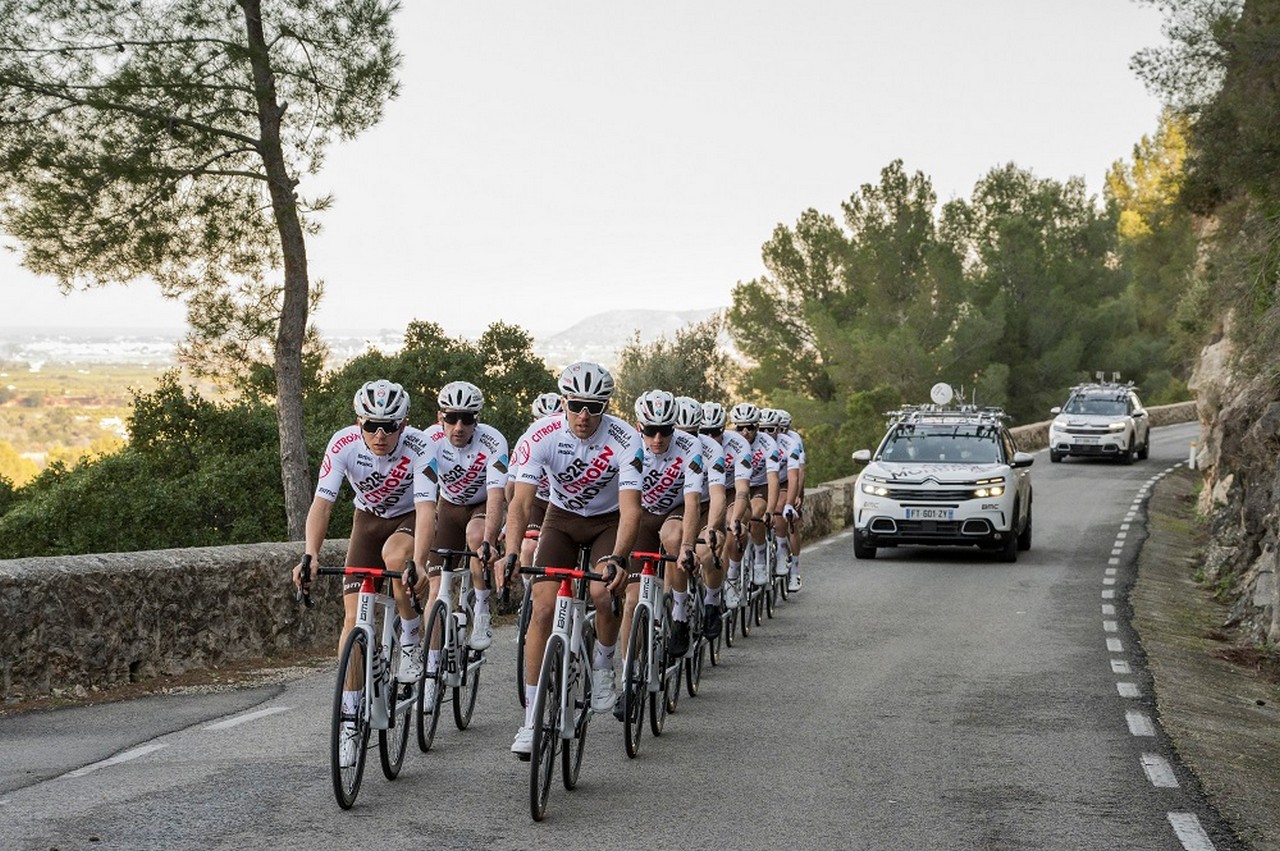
614, 313, 735, 411
0, 374, 285, 557
0, 0, 404, 536
0, 440, 39, 488
313, 320, 556, 445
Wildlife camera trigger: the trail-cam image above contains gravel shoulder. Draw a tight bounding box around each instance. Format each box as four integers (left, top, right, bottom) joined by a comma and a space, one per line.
1133, 466, 1280, 851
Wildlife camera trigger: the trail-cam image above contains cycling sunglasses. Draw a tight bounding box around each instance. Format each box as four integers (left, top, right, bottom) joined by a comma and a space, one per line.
565, 399, 607, 416
737, 423, 759, 431
641, 424, 675, 438
361, 419, 402, 434
442, 411, 477, 425
699, 427, 723, 438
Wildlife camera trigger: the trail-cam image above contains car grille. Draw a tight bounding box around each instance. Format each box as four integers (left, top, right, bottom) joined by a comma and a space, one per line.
885, 488, 970, 501
1062, 426, 1115, 435
893, 520, 964, 536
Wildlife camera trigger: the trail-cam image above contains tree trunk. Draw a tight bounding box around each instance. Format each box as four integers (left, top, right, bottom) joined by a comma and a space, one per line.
240, 0, 311, 539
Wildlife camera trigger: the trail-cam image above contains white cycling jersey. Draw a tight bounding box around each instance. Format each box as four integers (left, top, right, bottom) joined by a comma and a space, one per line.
694, 433, 727, 502
735, 431, 781, 488
639, 430, 704, 515
776, 429, 807, 484
510, 421, 552, 502
314, 425, 438, 517
422, 422, 510, 507
719, 430, 754, 489
514, 413, 643, 516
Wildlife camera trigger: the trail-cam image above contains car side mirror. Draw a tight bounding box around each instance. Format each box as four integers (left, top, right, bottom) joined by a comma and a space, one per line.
1134, 409, 1147, 418
852, 449, 871, 465
1050, 406, 1062, 415
1011, 452, 1034, 468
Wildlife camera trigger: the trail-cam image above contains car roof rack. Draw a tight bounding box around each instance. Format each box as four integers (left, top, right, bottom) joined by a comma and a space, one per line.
883, 403, 1009, 429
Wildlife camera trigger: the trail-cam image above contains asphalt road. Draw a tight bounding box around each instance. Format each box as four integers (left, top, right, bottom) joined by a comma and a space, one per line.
0, 422, 1237, 851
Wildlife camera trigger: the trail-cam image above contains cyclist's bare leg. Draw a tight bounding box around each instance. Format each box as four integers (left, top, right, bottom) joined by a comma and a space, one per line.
697, 524, 725, 592
382, 530, 420, 621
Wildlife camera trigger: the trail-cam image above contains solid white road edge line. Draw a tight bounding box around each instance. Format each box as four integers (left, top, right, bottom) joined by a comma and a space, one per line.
62, 743, 168, 779
205, 706, 291, 731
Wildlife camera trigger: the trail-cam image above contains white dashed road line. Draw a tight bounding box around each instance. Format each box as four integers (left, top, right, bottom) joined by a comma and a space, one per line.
1142, 753, 1180, 788
62, 743, 168, 779
205, 706, 291, 730
1168, 813, 1217, 851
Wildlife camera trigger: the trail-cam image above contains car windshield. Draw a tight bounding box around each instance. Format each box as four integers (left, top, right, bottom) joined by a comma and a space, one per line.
1064, 395, 1127, 416
879, 427, 1001, 464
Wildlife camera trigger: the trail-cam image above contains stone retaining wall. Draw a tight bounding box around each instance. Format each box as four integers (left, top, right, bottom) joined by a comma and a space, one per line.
0, 401, 1196, 704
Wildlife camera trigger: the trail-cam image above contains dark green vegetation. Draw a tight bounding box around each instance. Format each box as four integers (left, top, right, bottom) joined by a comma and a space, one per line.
0, 1, 403, 537
0, 322, 550, 558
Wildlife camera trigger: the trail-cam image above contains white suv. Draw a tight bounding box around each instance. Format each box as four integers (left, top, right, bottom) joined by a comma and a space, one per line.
1047, 381, 1150, 464
851, 404, 1034, 562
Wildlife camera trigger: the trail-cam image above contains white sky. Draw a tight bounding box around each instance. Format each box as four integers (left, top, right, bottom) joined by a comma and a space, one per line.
0, 0, 1168, 337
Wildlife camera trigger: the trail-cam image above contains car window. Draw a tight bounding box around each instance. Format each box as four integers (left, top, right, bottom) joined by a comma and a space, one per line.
1064, 396, 1126, 416
883, 429, 999, 463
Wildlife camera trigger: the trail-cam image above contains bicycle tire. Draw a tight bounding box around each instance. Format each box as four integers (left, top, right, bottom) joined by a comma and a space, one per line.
708, 603, 722, 664
723, 602, 736, 649
685, 632, 704, 696
561, 644, 589, 790
453, 648, 481, 730
416, 599, 448, 753
530, 633, 565, 821
741, 587, 753, 637
623, 605, 649, 759
378, 628, 410, 780
765, 576, 776, 619
661, 593, 680, 716
515, 585, 532, 708
453, 595, 481, 730
331, 628, 370, 810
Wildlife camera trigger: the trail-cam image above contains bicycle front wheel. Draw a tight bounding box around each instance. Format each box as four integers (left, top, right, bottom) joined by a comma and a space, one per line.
622, 605, 649, 759
561, 647, 589, 790
530, 633, 565, 821
331, 628, 370, 809
416, 599, 448, 753
454, 597, 481, 730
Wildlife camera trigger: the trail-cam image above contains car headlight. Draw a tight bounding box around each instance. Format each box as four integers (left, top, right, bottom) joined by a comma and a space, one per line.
1108, 421, 1127, 432
860, 474, 889, 496
973, 476, 1006, 498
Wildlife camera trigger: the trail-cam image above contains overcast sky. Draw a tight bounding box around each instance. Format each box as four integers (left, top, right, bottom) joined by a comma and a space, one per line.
0, 1, 1168, 337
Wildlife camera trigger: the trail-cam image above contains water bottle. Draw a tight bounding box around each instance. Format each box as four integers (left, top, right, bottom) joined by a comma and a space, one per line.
454, 609, 468, 655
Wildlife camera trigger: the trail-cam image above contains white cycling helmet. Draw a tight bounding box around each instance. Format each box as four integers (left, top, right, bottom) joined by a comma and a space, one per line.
777, 409, 793, 429
674, 396, 703, 431
759, 407, 783, 429
730, 402, 761, 425
558, 361, 614, 401
634, 389, 678, 427
438, 380, 484, 413
354, 379, 410, 420
532, 392, 563, 418
701, 402, 727, 429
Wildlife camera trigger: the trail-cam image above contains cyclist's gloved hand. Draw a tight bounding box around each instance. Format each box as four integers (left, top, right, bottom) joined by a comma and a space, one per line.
679, 545, 698, 575
782, 504, 798, 521
602, 555, 628, 594
477, 541, 493, 566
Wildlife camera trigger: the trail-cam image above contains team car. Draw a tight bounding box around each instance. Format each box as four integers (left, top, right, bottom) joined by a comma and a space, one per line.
1046, 377, 1150, 464
850, 393, 1034, 563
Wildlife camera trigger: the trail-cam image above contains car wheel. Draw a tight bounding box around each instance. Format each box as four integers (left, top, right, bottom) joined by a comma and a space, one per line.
1121, 433, 1135, 465
853, 528, 876, 560
1016, 503, 1032, 551
1138, 432, 1150, 460
1049, 449, 1062, 463
999, 530, 1018, 563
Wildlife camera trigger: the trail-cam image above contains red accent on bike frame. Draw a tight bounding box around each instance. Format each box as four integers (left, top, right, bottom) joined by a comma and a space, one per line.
631, 551, 662, 576
558, 579, 573, 598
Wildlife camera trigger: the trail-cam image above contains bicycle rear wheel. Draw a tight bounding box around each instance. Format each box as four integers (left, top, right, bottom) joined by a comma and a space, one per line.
378, 629, 410, 780
453, 597, 481, 730
515, 585, 532, 707
622, 605, 649, 758
331, 628, 370, 809
765, 577, 776, 619
530, 634, 565, 821
416, 599, 448, 753
561, 647, 590, 790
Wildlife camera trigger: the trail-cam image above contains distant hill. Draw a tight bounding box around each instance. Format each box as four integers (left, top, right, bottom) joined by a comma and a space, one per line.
534, 307, 724, 369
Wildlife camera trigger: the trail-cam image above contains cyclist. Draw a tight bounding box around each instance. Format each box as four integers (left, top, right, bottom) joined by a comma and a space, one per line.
507, 392, 564, 574
774, 408, 807, 592
422, 381, 509, 659
501, 362, 641, 758
292, 379, 438, 768
728, 402, 780, 588
701, 401, 753, 608
615, 390, 703, 717
760, 407, 796, 583
674, 396, 728, 639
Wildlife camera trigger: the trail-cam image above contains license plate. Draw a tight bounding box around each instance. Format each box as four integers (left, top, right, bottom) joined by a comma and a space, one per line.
1075, 437, 1100, 445
905, 508, 953, 520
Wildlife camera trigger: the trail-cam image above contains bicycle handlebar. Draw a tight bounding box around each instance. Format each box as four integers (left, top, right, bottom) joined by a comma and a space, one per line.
296, 557, 422, 613
518, 565, 612, 584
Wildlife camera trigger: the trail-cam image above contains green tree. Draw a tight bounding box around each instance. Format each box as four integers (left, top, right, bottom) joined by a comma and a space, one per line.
0, 440, 39, 488
0, 0, 402, 539
615, 313, 735, 410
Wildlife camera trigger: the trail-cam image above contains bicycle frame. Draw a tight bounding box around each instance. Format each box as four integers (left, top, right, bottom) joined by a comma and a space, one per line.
429, 548, 486, 691
338, 567, 417, 731
630, 552, 682, 696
